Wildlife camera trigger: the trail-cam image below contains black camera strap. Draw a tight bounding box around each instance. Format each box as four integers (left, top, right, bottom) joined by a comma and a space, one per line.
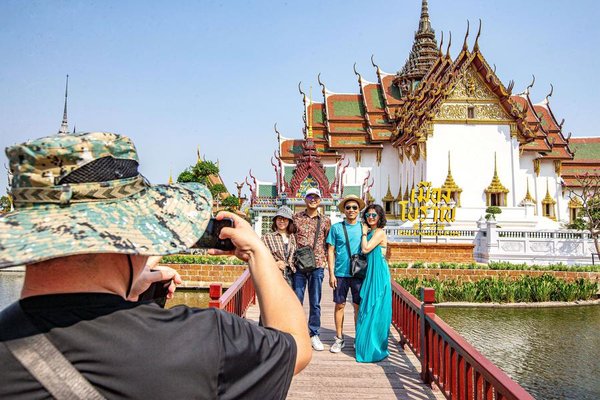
342, 222, 358, 271
2, 302, 106, 400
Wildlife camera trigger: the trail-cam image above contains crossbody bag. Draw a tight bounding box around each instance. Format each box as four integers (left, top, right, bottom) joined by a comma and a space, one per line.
294, 215, 322, 273
342, 222, 368, 279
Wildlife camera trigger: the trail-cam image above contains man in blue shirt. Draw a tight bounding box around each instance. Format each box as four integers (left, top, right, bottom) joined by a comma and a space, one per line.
326, 194, 366, 353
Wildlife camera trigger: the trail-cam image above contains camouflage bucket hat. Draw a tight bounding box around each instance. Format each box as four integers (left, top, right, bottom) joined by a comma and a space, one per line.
0, 132, 212, 268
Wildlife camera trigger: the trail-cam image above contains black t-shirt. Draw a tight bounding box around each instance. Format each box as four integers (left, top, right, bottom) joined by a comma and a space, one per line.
0, 293, 296, 399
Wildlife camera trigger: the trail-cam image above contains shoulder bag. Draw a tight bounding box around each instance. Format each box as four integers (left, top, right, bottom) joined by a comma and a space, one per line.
342, 222, 368, 279
294, 216, 322, 273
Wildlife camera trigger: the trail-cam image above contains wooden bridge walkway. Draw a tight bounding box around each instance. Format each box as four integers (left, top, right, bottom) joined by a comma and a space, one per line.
246, 273, 445, 400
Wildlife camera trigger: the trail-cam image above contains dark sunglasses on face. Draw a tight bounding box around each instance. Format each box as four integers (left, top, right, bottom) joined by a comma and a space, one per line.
345, 205, 359, 211
365, 213, 378, 218
306, 194, 320, 201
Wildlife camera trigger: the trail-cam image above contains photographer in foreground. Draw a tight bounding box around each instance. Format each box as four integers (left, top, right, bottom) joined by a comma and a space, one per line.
0, 132, 310, 399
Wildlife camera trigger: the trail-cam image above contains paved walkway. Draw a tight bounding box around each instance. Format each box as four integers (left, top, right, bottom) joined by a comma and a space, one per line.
246, 272, 445, 400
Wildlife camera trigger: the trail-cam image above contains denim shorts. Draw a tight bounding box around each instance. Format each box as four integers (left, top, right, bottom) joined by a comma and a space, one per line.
333, 276, 362, 305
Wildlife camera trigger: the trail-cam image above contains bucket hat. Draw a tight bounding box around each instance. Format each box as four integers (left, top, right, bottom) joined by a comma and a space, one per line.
0, 132, 212, 268
338, 194, 366, 213
275, 206, 294, 221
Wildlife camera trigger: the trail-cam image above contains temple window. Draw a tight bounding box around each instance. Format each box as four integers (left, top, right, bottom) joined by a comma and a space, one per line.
467, 106, 475, 119
568, 197, 582, 224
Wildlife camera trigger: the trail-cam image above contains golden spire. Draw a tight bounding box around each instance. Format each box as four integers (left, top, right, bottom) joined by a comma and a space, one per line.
485, 153, 509, 194
196, 145, 201, 163
168, 169, 173, 185
542, 178, 556, 205
521, 178, 535, 204
383, 175, 395, 201
441, 151, 461, 192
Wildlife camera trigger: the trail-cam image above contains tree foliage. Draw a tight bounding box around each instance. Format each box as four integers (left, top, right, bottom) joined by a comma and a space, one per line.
177, 160, 220, 185
221, 195, 239, 208
485, 206, 502, 220
210, 183, 227, 197
568, 173, 600, 254
193, 161, 219, 179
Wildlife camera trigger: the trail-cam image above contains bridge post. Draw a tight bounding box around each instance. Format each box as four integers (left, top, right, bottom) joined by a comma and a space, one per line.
208, 283, 223, 308
419, 287, 436, 385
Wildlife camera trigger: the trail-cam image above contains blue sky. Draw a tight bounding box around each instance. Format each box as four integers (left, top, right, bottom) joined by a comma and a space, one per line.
1, 0, 599, 197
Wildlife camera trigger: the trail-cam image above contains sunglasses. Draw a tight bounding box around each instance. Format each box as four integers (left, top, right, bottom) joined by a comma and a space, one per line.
365, 212, 378, 218
345, 205, 359, 211
306, 194, 320, 200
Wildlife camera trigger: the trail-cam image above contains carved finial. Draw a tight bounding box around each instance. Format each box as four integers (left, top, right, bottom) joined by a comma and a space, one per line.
566, 132, 572, 141
462, 20, 470, 51
274, 123, 281, 146
446, 31, 452, 57
493, 64, 497, 73
559, 118, 565, 129
298, 81, 305, 97
317, 73, 325, 93
473, 19, 482, 52
439, 31, 444, 55
545, 84, 554, 103
506, 80, 514, 96
353, 63, 362, 83
525, 74, 536, 95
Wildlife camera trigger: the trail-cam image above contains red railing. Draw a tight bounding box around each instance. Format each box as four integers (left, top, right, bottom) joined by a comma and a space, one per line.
208, 269, 256, 317
391, 281, 535, 400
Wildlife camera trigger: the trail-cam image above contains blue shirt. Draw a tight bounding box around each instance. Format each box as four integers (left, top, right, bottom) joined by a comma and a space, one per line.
326, 220, 362, 277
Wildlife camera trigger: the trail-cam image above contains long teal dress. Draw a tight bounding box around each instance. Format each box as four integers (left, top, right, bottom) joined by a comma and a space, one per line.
355, 231, 392, 363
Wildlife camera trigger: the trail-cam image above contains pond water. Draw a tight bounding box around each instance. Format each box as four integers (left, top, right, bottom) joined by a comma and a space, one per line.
437, 306, 600, 400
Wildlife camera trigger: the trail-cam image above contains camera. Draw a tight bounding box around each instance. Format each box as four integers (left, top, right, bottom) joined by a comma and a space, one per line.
138, 276, 172, 308
193, 217, 235, 251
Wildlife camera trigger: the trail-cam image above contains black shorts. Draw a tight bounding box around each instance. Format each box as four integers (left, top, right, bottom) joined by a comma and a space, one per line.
333, 276, 363, 305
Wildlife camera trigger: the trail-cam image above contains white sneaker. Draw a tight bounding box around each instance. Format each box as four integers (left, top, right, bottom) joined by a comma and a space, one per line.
330, 336, 345, 353
311, 335, 324, 351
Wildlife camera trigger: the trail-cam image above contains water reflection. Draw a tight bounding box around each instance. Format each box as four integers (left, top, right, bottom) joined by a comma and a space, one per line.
437, 306, 600, 400
167, 290, 210, 309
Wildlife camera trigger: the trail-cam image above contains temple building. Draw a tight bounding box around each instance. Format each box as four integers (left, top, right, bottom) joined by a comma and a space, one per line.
247, 0, 600, 236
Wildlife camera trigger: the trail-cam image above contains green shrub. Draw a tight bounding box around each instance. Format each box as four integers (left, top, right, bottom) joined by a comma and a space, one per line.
389, 262, 409, 269
396, 274, 598, 303
161, 254, 245, 265
393, 261, 600, 273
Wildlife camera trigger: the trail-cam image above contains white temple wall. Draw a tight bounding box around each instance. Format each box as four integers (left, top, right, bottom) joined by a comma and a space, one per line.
426, 123, 515, 208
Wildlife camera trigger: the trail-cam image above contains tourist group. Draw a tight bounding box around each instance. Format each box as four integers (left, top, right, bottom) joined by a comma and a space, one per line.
262, 187, 393, 362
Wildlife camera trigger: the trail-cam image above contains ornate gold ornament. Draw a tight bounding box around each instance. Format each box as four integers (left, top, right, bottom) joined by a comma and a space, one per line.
354, 149, 362, 165
533, 159, 540, 176
554, 160, 562, 176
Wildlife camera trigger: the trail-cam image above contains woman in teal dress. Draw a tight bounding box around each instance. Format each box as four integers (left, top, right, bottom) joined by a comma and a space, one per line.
355, 204, 392, 363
